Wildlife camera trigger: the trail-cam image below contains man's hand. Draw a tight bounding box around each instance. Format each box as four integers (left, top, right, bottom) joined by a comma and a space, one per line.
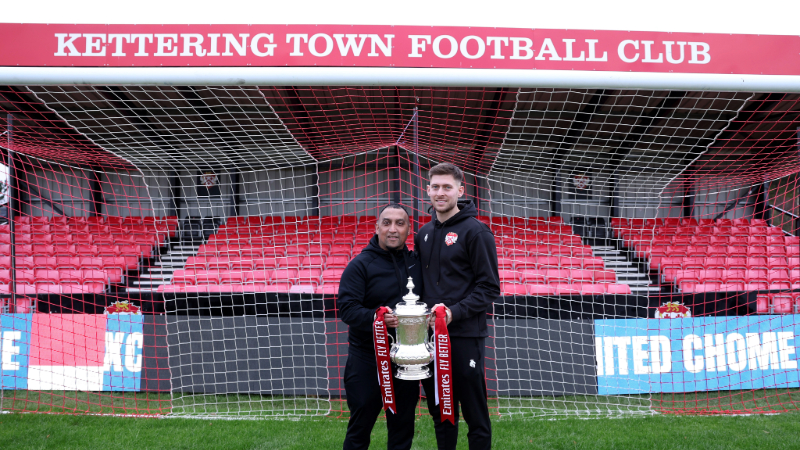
375, 307, 399, 328
429, 303, 452, 327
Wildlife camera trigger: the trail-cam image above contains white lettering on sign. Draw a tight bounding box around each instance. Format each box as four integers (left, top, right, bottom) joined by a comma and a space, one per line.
1, 331, 22, 371
109, 34, 130, 57
251, 33, 276, 57
54, 33, 82, 56
125, 332, 144, 372
48, 31, 710, 68
103, 332, 143, 372
597, 335, 672, 376
82, 34, 106, 57
599, 332, 796, 376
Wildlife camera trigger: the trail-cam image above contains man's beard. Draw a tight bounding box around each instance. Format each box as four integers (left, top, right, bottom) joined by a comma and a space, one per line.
434, 199, 456, 214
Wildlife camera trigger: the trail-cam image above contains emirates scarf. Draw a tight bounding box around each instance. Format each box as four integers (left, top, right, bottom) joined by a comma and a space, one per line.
373, 306, 395, 414
433, 306, 455, 424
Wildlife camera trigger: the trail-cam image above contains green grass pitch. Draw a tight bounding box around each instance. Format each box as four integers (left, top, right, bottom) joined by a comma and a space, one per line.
2, 391, 800, 449
2, 411, 800, 449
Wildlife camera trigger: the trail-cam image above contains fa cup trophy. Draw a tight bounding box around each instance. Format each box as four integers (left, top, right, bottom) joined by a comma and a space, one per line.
390, 277, 435, 379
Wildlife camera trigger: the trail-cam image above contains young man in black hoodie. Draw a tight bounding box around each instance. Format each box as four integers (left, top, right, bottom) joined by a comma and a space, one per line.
338, 204, 423, 450
415, 163, 500, 450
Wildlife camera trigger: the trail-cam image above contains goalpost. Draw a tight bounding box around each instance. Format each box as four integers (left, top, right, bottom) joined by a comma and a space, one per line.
1, 23, 800, 419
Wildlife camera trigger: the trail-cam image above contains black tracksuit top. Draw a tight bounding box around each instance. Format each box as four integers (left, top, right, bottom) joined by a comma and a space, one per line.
414, 200, 500, 338
337, 235, 423, 351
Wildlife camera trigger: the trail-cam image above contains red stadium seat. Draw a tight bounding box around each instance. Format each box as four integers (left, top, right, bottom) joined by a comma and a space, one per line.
554, 284, 580, 295
607, 284, 632, 295
315, 284, 340, 295
527, 284, 556, 295
520, 269, 547, 284
768, 257, 789, 270
302, 255, 326, 268
501, 283, 528, 296
297, 268, 322, 284
244, 270, 270, 284
579, 283, 608, 295
594, 270, 617, 283
265, 282, 293, 293
569, 269, 594, 283
34, 269, 60, 284
498, 270, 520, 283
545, 269, 570, 284
275, 256, 302, 268
272, 268, 298, 282
220, 272, 246, 284
59, 269, 83, 284
33, 256, 56, 270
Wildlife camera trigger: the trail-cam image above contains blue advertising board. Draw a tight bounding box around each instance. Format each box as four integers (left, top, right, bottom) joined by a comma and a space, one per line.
596, 316, 800, 395
0, 313, 143, 391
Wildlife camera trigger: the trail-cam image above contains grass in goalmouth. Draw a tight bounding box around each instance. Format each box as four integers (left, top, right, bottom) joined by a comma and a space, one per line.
2, 411, 800, 449
2, 391, 800, 449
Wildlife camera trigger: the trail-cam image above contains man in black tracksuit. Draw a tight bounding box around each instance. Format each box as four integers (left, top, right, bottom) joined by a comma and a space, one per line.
338, 204, 423, 450
415, 163, 499, 450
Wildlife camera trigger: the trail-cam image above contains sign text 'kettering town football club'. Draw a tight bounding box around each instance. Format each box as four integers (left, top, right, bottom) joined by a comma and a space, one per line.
52, 32, 711, 65
1, 24, 799, 74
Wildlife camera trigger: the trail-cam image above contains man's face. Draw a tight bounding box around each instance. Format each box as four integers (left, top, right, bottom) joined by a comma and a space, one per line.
427, 174, 464, 215
375, 207, 410, 251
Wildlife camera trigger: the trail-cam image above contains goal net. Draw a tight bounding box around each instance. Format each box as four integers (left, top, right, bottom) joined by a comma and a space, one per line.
1, 85, 799, 418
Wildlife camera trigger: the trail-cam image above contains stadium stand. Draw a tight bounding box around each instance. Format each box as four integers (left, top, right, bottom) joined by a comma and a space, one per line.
0, 215, 177, 295
155, 214, 631, 295
614, 217, 800, 314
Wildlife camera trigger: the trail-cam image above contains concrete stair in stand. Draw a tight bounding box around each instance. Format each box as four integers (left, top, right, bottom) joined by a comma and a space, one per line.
591, 245, 659, 293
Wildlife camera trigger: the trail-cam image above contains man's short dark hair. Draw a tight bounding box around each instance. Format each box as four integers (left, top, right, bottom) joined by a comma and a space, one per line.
378, 203, 409, 218
428, 163, 464, 184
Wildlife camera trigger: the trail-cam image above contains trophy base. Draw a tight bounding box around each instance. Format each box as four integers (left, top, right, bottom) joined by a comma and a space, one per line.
395, 364, 431, 380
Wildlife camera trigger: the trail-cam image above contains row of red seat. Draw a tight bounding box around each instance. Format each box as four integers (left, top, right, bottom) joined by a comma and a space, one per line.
14, 215, 178, 225
185, 255, 350, 271
0, 284, 105, 294
2, 223, 175, 234
757, 293, 800, 314
159, 283, 340, 294
674, 268, 799, 292
658, 257, 800, 280
644, 245, 799, 260
498, 256, 605, 270
0, 269, 116, 284
0, 233, 162, 246
0, 256, 138, 271
501, 283, 632, 295
612, 217, 767, 228
627, 235, 798, 249
196, 242, 595, 259
158, 280, 632, 296
621, 228, 786, 246
224, 215, 564, 226
0, 244, 155, 258
499, 269, 617, 284
171, 269, 339, 286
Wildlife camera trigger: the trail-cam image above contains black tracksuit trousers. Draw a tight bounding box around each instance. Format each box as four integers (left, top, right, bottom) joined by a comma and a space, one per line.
342, 346, 420, 450
421, 337, 492, 450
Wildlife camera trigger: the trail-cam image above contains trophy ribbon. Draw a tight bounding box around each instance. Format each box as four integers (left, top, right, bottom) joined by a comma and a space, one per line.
373, 306, 395, 414
433, 306, 455, 424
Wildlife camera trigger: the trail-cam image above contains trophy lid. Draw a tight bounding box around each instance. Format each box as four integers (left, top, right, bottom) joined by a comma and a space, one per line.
395, 277, 428, 316
402, 277, 420, 304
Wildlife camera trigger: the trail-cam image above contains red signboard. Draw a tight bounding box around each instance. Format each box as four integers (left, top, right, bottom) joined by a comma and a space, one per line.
0, 24, 798, 75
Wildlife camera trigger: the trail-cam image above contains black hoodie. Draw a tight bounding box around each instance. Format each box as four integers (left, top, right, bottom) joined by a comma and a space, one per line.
414, 200, 500, 338
337, 235, 423, 351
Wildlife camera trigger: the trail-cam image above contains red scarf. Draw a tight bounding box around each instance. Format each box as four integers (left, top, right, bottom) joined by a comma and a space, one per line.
433, 306, 455, 424
373, 306, 395, 414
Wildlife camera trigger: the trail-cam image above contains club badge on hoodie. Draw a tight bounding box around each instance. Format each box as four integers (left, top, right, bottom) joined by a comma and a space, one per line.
445, 232, 458, 246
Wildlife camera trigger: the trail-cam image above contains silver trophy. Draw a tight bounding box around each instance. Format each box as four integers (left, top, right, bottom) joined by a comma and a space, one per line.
390, 277, 435, 380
